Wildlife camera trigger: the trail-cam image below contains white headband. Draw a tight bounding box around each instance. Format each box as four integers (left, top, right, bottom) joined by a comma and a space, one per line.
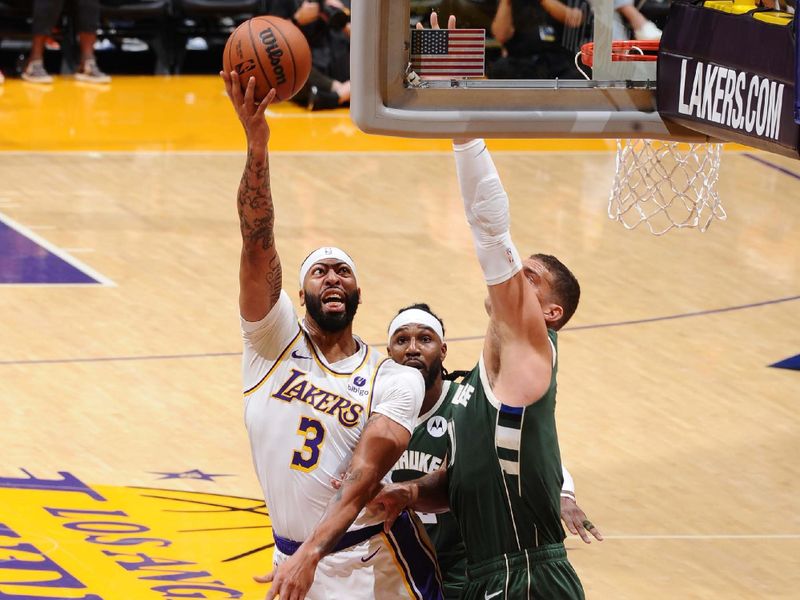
387, 309, 445, 345
299, 247, 357, 288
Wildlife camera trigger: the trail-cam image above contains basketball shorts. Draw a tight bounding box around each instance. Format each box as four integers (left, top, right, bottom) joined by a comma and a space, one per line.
441, 554, 467, 600
272, 511, 443, 600
460, 544, 584, 600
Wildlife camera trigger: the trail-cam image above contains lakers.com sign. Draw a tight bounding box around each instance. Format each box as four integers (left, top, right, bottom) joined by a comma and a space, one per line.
656, 1, 799, 158
0, 469, 273, 599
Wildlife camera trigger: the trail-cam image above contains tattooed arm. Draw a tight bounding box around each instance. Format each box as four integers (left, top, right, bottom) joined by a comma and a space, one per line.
221, 71, 282, 322
261, 414, 412, 600
368, 467, 451, 531
312, 414, 411, 554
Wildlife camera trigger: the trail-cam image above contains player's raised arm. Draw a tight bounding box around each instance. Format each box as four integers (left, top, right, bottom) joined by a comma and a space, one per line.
221, 70, 282, 322
453, 139, 553, 407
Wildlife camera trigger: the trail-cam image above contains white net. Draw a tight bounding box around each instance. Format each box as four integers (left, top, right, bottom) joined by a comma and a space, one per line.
609, 139, 727, 235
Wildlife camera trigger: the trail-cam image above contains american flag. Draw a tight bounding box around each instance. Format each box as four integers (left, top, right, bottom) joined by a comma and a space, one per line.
410, 29, 485, 78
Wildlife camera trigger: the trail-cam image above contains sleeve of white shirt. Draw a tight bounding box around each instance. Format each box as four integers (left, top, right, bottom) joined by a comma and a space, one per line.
370, 361, 425, 435
240, 291, 299, 391
561, 464, 576, 496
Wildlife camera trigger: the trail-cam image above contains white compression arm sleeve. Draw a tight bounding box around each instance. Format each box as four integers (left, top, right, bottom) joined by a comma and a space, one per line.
453, 139, 522, 285
561, 464, 576, 497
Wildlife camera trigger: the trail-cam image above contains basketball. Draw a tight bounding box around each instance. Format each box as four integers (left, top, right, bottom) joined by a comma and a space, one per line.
222, 16, 312, 103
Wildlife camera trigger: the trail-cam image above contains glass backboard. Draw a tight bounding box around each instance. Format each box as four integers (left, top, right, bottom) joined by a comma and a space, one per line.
350, 0, 709, 140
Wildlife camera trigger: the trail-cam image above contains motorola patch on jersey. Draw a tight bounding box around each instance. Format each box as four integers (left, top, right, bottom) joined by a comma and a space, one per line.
426, 416, 447, 438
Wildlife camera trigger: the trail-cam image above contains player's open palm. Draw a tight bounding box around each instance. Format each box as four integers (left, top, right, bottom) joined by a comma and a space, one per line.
220, 70, 276, 147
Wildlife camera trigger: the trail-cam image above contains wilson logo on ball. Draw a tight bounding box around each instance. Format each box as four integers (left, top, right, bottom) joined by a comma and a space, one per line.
259, 28, 287, 86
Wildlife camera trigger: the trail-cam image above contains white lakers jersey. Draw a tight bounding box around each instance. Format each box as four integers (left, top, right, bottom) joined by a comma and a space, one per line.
242, 291, 424, 541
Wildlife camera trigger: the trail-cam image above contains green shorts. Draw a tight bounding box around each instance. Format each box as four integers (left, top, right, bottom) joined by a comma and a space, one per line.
460, 543, 584, 600
441, 554, 467, 600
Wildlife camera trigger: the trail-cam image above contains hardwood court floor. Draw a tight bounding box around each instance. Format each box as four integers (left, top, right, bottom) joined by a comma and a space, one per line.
1, 76, 799, 599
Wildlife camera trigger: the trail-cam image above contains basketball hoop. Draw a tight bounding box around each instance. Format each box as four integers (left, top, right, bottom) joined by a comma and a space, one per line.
578, 41, 726, 235
578, 40, 658, 68
609, 139, 726, 235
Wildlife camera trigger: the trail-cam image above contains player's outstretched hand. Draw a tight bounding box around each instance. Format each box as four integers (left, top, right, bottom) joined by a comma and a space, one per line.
560, 495, 603, 543
220, 70, 277, 147
368, 482, 416, 533
255, 549, 318, 600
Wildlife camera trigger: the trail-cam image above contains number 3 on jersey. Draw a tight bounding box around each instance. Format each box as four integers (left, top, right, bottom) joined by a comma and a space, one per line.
291, 416, 326, 472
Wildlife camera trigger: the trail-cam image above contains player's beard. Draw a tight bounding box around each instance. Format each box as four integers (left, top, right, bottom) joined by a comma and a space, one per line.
305, 289, 360, 333
422, 356, 444, 391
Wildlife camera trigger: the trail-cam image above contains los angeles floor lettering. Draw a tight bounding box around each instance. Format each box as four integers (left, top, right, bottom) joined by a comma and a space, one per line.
0, 470, 270, 599
0, 520, 101, 600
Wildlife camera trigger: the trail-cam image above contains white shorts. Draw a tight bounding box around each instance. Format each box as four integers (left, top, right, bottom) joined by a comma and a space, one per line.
272, 512, 442, 600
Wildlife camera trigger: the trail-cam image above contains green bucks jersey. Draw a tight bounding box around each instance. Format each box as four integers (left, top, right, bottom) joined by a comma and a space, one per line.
447, 330, 565, 565
392, 380, 467, 595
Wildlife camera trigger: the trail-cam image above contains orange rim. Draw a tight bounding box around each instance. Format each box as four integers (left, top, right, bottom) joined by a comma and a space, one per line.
579, 40, 660, 68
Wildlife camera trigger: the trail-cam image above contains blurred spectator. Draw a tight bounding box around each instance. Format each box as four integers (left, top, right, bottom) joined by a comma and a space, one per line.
22, 0, 110, 84
487, 0, 584, 79
590, 0, 662, 40
270, 0, 350, 110
758, 0, 796, 8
